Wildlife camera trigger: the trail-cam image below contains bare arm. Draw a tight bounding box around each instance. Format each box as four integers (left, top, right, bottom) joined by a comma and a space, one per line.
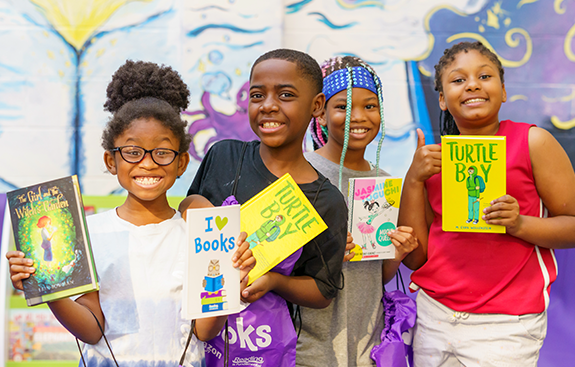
48, 292, 105, 344
399, 129, 440, 270
242, 272, 330, 308
483, 127, 575, 248
382, 226, 419, 284
6, 250, 105, 344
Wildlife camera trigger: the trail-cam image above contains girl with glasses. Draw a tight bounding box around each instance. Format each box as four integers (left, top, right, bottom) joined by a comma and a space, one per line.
7, 60, 255, 366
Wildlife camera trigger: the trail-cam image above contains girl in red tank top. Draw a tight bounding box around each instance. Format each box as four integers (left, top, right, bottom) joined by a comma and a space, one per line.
399, 41, 575, 366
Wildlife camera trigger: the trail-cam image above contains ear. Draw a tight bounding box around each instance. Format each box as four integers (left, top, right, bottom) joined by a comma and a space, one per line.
438, 92, 448, 111
104, 151, 117, 175
317, 108, 327, 127
501, 83, 507, 103
177, 151, 190, 178
311, 92, 326, 119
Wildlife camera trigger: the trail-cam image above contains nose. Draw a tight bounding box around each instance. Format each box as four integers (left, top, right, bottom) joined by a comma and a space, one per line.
139, 151, 157, 168
466, 76, 480, 91
259, 96, 279, 113
350, 106, 366, 123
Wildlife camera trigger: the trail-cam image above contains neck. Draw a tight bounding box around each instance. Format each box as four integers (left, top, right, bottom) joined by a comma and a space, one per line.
259, 143, 318, 184
457, 117, 501, 136
117, 194, 175, 226
316, 141, 371, 171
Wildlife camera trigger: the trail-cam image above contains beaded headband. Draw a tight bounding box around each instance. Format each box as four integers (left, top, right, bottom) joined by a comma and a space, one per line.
322, 66, 380, 102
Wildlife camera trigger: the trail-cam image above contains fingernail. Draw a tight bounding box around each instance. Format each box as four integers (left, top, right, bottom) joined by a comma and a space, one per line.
28, 267, 35, 272
25, 259, 33, 265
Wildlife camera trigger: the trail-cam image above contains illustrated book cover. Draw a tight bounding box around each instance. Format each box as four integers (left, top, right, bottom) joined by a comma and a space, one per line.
240, 173, 328, 285
6, 175, 99, 306
347, 177, 403, 261
184, 204, 241, 319
441, 135, 506, 233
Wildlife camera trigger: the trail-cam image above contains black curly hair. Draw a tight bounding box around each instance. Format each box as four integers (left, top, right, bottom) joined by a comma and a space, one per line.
250, 48, 323, 95
434, 41, 505, 136
102, 60, 192, 153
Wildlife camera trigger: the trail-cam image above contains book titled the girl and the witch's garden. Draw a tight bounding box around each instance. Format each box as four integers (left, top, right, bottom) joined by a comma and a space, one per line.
7, 176, 99, 306
441, 135, 506, 233
347, 177, 403, 261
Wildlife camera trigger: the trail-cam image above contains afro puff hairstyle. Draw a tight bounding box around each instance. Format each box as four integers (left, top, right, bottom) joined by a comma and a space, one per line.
102, 60, 192, 153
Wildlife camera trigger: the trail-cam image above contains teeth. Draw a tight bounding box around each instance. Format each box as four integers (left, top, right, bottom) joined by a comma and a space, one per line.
350, 128, 368, 134
464, 98, 486, 104
135, 177, 160, 185
262, 122, 281, 128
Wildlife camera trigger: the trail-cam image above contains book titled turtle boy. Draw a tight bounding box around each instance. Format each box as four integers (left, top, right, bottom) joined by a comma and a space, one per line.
240, 173, 327, 285
184, 205, 241, 319
6, 176, 99, 306
347, 177, 403, 261
441, 135, 506, 233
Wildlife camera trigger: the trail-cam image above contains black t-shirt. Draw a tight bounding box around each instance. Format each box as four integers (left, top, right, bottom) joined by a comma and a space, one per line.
188, 139, 347, 299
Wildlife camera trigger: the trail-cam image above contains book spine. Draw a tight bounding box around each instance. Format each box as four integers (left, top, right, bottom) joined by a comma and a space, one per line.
347, 178, 355, 233
72, 175, 99, 289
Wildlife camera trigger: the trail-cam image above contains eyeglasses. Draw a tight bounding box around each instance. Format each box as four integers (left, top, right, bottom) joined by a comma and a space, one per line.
111, 145, 179, 166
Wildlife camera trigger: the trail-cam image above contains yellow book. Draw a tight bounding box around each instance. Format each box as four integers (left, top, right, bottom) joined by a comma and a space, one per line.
241, 173, 328, 285
441, 135, 506, 233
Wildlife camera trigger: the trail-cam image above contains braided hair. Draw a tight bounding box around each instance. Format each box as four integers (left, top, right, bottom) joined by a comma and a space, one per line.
310, 56, 385, 190
102, 60, 192, 153
434, 41, 505, 136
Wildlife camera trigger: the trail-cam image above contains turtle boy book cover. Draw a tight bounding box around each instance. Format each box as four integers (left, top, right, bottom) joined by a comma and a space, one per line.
441, 135, 506, 233
240, 173, 327, 285
347, 177, 402, 261
6, 175, 99, 306
184, 205, 241, 319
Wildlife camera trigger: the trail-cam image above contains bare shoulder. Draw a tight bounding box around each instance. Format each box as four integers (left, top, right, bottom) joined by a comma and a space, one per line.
528, 126, 575, 216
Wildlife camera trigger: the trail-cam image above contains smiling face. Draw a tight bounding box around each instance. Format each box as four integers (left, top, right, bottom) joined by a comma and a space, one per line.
438, 49, 506, 135
104, 117, 189, 206
320, 87, 381, 154
249, 59, 324, 153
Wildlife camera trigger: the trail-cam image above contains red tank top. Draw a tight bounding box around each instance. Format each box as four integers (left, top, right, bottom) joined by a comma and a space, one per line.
411, 120, 557, 314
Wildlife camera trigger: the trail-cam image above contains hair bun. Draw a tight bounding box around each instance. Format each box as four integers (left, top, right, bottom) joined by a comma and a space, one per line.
104, 60, 190, 113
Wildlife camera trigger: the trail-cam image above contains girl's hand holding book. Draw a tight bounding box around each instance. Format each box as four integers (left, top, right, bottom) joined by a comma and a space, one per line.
482, 194, 522, 235
388, 226, 419, 262
343, 232, 355, 263
6, 251, 35, 291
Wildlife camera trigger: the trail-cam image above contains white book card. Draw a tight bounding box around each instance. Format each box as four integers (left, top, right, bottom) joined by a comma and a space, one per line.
183, 205, 241, 319
347, 177, 403, 261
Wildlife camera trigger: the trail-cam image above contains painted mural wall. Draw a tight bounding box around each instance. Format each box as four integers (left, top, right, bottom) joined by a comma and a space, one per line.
0, 0, 574, 365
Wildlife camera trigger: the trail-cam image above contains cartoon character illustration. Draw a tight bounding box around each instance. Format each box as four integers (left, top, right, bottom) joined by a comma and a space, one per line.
184, 82, 257, 161
357, 199, 394, 249
202, 259, 224, 293
245, 215, 286, 249
466, 166, 485, 224
201, 259, 228, 313
37, 216, 57, 262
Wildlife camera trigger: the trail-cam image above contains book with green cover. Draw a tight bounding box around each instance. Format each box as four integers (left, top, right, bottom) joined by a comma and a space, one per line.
6, 175, 99, 306
441, 135, 506, 233
240, 173, 327, 285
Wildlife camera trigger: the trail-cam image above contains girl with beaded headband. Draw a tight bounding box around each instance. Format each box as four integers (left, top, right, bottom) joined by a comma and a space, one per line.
298, 56, 419, 367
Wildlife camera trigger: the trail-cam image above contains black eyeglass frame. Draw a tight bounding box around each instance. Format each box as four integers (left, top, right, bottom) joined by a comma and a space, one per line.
111, 145, 180, 166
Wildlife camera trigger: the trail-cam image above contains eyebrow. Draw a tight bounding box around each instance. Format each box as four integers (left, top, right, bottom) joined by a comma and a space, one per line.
249, 83, 298, 91
448, 64, 494, 75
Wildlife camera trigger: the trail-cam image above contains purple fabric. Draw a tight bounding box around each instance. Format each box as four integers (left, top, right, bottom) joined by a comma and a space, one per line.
371, 290, 416, 367
206, 194, 303, 366
222, 195, 239, 207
